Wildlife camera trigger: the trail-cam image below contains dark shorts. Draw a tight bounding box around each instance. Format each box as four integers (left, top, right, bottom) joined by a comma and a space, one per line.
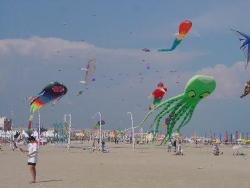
27, 162, 36, 166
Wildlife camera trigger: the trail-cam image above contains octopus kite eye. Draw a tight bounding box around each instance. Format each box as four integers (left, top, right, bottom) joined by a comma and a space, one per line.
188, 90, 196, 98
199, 92, 210, 99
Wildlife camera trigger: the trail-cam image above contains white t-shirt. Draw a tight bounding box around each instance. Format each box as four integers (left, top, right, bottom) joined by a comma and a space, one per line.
28, 143, 38, 163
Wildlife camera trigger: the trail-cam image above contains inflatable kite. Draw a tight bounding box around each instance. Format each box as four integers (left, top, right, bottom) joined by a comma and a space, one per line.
80, 59, 96, 84
158, 20, 192, 52
149, 82, 167, 110
27, 82, 67, 133
240, 81, 250, 98
231, 29, 250, 69
30, 82, 67, 113
139, 75, 216, 144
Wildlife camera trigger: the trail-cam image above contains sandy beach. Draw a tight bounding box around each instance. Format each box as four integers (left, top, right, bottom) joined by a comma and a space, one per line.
0, 143, 250, 188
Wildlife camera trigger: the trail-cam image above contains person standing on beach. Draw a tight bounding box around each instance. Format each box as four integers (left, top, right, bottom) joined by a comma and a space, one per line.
167, 140, 172, 152
101, 140, 105, 152
20, 136, 38, 183
176, 140, 183, 155
92, 139, 96, 152
11, 131, 20, 151
173, 139, 177, 152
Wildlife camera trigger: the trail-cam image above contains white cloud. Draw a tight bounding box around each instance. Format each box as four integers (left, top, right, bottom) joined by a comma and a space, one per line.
197, 62, 249, 99
0, 36, 204, 64
0, 37, 95, 58
0, 37, 248, 100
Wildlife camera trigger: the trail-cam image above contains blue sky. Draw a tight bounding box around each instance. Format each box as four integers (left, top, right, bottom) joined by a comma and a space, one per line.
0, 0, 250, 135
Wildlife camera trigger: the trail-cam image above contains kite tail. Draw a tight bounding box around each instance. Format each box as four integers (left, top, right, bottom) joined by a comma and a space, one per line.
137, 94, 183, 128
30, 102, 41, 114
240, 93, 247, 98
158, 38, 182, 52
30, 94, 46, 113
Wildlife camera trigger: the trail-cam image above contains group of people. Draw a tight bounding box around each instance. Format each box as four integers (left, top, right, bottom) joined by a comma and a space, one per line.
167, 138, 183, 155
91, 139, 108, 153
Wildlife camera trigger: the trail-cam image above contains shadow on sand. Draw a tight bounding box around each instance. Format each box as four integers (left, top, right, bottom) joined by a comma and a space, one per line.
37, 179, 63, 183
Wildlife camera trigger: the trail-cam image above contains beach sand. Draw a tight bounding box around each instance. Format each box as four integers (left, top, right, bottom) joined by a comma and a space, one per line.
0, 142, 250, 188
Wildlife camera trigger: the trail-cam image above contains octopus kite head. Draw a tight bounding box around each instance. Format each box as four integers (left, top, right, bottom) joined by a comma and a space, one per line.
184, 75, 216, 103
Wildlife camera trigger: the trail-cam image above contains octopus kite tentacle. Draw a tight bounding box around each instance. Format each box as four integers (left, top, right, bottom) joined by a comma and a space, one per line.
175, 105, 193, 132
151, 99, 185, 133
154, 100, 186, 132
176, 105, 196, 132
162, 105, 190, 144
156, 105, 185, 144
138, 94, 183, 128
161, 120, 176, 144
162, 103, 191, 143
155, 94, 184, 110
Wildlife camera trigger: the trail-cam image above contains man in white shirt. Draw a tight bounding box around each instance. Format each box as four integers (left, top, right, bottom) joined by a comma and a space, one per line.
20, 136, 38, 183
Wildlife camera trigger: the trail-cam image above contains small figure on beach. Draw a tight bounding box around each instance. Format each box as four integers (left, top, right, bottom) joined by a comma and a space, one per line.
114, 136, 119, 144
97, 138, 100, 144
167, 140, 172, 152
19, 136, 38, 183
91, 139, 97, 152
11, 140, 18, 151
176, 140, 183, 155
173, 139, 177, 152
101, 140, 106, 152
11, 131, 20, 151
195, 139, 200, 148
232, 145, 245, 156
212, 144, 223, 156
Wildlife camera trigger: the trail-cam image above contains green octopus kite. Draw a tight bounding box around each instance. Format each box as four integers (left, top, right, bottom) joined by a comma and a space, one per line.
139, 75, 216, 143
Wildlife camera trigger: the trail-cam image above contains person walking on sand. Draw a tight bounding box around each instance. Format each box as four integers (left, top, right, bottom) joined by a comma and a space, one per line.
167, 140, 172, 152
173, 139, 177, 152
92, 139, 96, 152
11, 131, 20, 151
20, 136, 38, 183
101, 139, 105, 152
176, 140, 183, 155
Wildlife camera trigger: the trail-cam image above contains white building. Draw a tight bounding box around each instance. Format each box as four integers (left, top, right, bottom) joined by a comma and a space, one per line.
0, 117, 4, 130
0, 116, 12, 131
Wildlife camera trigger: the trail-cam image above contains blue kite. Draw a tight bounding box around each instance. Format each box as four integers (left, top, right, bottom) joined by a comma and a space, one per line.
231, 29, 250, 69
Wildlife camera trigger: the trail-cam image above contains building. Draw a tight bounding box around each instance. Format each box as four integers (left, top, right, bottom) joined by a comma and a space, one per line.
0, 116, 12, 131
